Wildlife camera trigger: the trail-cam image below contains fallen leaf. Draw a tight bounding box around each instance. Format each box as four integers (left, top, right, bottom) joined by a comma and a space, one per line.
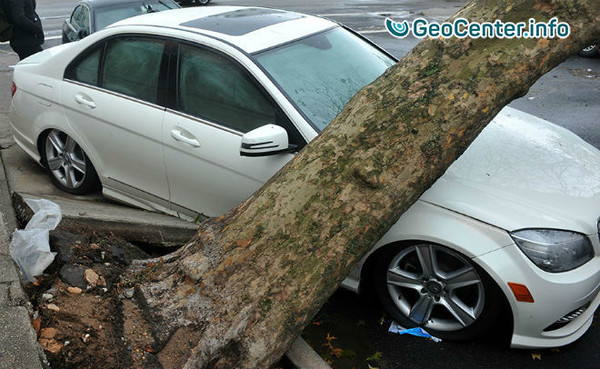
39, 328, 63, 354
31, 314, 41, 336
40, 328, 58, 339
367, 351, 383, 362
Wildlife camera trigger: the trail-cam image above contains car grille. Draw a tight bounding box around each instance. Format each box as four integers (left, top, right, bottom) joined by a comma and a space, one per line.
543, 302, 590, 332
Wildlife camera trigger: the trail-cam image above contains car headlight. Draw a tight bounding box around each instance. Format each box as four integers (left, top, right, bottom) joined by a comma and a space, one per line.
510, 229, 594, 273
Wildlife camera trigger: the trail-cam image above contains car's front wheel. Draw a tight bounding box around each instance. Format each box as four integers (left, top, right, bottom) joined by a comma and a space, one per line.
42, 129, 100, 195
195, 0, 210, 5
374, 243, 501, 341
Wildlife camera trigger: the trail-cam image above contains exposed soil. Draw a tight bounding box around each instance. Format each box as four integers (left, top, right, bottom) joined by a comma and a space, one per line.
23, 228, 291, 369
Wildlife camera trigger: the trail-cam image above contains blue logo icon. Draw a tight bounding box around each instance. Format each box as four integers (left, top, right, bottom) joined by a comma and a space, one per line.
385, 18, 410, 38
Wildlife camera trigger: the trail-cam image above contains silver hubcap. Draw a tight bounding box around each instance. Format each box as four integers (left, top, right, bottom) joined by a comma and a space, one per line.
386, 244, 485, 332
45, 130, 87, 190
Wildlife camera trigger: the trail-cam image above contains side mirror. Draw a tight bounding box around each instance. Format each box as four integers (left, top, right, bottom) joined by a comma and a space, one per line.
240, 124, 297, 157
78, 29, 89, 39
65, 20, 78, 33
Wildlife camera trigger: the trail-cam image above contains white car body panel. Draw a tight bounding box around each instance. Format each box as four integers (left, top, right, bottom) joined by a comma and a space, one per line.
8, 6, 600, 349
476, 242, 600, 348
162, 109, 294, 216
58, 82, 170, 203
422, 107, 600, 234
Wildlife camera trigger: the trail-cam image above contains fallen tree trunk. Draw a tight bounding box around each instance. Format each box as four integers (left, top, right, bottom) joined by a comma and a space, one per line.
127, 0, 600, 367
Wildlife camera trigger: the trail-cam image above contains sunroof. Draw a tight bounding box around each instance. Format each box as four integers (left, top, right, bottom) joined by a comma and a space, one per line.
181, 8, 304, 36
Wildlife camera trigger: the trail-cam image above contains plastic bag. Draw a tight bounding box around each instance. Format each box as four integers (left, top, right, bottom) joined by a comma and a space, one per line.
388, 321, 442, 342
9, 199, 62, 283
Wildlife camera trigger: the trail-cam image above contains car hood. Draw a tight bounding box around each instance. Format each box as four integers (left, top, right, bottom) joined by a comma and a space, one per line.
421, 107, 600, 235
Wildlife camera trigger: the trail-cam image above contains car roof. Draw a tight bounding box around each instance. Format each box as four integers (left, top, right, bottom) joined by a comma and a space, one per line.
109, 6, 337, 54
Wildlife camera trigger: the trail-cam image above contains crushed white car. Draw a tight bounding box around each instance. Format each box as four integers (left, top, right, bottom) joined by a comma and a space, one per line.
9, 6, 600, 348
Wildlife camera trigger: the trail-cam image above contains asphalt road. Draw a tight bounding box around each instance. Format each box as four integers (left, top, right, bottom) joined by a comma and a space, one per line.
4, 0, 600, 368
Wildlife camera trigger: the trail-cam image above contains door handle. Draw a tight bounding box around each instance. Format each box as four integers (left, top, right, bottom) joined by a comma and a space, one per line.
170, 129, 200, 147
74, 94, 96, 108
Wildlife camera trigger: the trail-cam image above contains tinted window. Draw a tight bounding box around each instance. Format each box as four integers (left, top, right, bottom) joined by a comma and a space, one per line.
178, 44, 277, 133
65, 45, 102, 85
94, 1, 176, 31
101, 37, 165, 104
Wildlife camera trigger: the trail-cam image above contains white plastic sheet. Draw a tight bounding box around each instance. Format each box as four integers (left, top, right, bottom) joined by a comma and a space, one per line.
9, 199, 62, 282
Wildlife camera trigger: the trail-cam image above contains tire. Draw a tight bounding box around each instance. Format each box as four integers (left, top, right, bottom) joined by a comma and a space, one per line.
373, 243, 501, 341
195, 0, 210, 5
42, 129, 100, 195
577, 44, 599, 58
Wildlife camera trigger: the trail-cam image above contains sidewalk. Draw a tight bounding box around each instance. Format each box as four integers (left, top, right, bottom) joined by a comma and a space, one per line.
0, 51, 45, 368
0, 49, 47, 369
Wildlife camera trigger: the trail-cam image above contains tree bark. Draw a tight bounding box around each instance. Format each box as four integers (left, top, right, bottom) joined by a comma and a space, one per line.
127, 1, 600, 367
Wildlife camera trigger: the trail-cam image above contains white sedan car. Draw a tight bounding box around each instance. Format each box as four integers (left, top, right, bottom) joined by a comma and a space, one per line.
9, 6, 600, 348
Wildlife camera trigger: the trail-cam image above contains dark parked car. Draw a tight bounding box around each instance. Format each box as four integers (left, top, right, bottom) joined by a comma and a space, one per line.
62, 0, 180, 43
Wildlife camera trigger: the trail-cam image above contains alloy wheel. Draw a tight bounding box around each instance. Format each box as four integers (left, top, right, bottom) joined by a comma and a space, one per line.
385, 244, 485, 332
44, 129, 88, 191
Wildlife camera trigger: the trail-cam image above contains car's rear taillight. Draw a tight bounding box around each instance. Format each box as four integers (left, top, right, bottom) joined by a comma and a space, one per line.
11, 82, 16, 97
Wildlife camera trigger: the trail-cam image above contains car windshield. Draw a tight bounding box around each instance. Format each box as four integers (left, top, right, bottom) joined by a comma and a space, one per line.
255, 27, 395, 132
95, 1, 175, 30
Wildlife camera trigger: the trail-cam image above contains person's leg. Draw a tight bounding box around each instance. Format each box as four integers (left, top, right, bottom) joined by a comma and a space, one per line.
12, 45, 43, 60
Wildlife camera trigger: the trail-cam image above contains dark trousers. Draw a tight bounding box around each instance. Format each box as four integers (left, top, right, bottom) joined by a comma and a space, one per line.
12, 44, 43, 60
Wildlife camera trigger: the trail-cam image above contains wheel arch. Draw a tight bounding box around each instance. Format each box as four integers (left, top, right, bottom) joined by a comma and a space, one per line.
350, 201, 515, 337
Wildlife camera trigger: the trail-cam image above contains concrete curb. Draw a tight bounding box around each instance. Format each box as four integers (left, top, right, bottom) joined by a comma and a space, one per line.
286, 337, 331, 369
12, 192, 199, 247
0, 156, 47, 369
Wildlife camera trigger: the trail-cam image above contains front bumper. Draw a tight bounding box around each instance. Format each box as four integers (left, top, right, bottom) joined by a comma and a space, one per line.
475, 241, 600, 348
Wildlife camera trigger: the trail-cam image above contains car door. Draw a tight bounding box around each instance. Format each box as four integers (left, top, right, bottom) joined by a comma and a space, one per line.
60, 35, 171, 211
162, 42, 305, 217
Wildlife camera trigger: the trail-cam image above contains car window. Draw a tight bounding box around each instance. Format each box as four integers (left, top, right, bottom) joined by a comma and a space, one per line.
69, 46, 101, 85
101, 37, 165, 104
95, 3, 150, 30
71, 5, 90, 32
146, 0, 178, 11
177, 44, 277, 133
